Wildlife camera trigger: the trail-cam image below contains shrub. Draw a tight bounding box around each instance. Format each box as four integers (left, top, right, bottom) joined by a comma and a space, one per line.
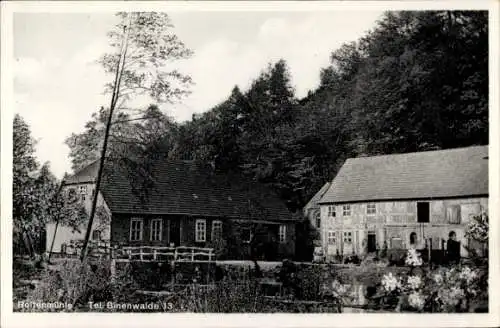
20, 259, 141, 312
375, 250, 488, 312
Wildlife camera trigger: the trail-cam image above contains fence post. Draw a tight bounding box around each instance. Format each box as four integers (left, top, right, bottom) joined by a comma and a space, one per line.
191, 248, 194, 262
428, 238, 432, 265
153, 248, 157, 261
110, 248, 116, 284
140, 247, 144, 261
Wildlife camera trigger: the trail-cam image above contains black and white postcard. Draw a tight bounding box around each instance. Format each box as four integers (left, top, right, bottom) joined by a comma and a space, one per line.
1, 1, 499, 327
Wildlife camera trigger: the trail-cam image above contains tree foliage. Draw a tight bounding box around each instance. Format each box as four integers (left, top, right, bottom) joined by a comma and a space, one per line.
13, 115, 87, 255
66, 11, 488, 217
100, 12, 193, 104
65, 105, 177, 172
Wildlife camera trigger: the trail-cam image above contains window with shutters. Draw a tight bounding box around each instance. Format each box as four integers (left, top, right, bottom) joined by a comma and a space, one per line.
446, 205, 461, 224
150, 218, 163, 241
460, 203, 481, 223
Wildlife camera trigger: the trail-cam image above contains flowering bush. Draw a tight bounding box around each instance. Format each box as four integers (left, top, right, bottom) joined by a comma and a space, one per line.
381, 272, 401, 293
465, 211, 488, 243
405, 248, 423, 267
375, 249, 487, 312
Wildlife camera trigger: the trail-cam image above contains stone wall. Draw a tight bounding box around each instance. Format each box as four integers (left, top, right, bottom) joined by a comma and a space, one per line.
320, 197, 487, 260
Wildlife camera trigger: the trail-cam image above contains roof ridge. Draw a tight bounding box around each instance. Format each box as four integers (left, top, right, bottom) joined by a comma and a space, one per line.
346, 145, 488, 162
320, 145, 488, 204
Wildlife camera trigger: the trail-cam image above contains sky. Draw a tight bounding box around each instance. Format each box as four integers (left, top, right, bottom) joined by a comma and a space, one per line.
13, 11, 383, 178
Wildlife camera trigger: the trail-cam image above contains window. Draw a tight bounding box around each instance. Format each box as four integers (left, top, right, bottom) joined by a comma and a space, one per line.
342, 205, 351, 217
417, 202, 430, 223
391, 237, 403, 249
130, 218, 143, 241
343, 231, 352, 243
327, 206, 336, 218
150, 218, 163, 241
327, 231, 336, 244
79, 185, 87, 201
212, 220, 223, 241
241, 227, 252, 243
279, 224, 287, 243
446, 205, 461, 224
195, 219, 206, 242
366, 204, 376, 215
410, 232, 417, 245
91, 230, 101, 241
315, 212, 321, 228
67, 188, 77, 201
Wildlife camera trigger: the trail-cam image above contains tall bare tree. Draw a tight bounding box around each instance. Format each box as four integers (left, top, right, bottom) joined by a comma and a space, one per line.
80, 12, 193, 260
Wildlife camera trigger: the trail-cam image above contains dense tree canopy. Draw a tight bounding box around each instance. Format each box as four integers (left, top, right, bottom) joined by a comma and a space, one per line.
66, 10, 488, 214
13, 114, 87, 255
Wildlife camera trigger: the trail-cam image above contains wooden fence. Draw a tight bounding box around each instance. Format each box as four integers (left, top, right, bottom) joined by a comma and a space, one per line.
54, 243, 216, 264
112, 246, 215, 263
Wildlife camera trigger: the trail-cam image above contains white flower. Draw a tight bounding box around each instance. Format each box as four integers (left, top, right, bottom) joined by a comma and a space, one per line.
445, 267, 455, 279
407, 275, 422, 290
382, 272, 401, 293
459, 266, 478, 283
405, 249, 423, 267
408, 291, 425, 310
450, 286, 465, 299
331, 280, 348, 296
439, 286, 466, 308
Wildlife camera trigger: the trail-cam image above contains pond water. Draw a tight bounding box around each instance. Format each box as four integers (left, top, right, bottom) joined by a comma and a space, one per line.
344, 284, 367, 306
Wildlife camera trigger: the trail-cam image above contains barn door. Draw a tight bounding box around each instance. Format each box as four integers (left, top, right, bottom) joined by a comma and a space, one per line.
170, 219, 180, 246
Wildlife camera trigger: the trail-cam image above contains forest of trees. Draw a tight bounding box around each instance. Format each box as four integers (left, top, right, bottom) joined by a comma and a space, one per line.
12, 10, 489, 259
13, 114, 87, 256
63, 11, 488, 215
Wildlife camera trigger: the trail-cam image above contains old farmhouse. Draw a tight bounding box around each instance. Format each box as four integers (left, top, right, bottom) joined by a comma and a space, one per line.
311, 145, 488, 262
46, 160, 297, 261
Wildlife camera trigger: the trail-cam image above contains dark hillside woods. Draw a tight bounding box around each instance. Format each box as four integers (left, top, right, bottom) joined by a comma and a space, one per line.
65, 11, 488, 255
12, 8, 492, 316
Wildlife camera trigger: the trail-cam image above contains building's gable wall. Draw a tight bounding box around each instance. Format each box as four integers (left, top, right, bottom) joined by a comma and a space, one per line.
320, 197, 487, 259
46, 182, 112, 253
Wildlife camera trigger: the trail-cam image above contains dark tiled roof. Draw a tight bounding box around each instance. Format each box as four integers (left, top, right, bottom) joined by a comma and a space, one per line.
303, 182, 330, 213
66, 159, 294, 221
319, 146, 488, 204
